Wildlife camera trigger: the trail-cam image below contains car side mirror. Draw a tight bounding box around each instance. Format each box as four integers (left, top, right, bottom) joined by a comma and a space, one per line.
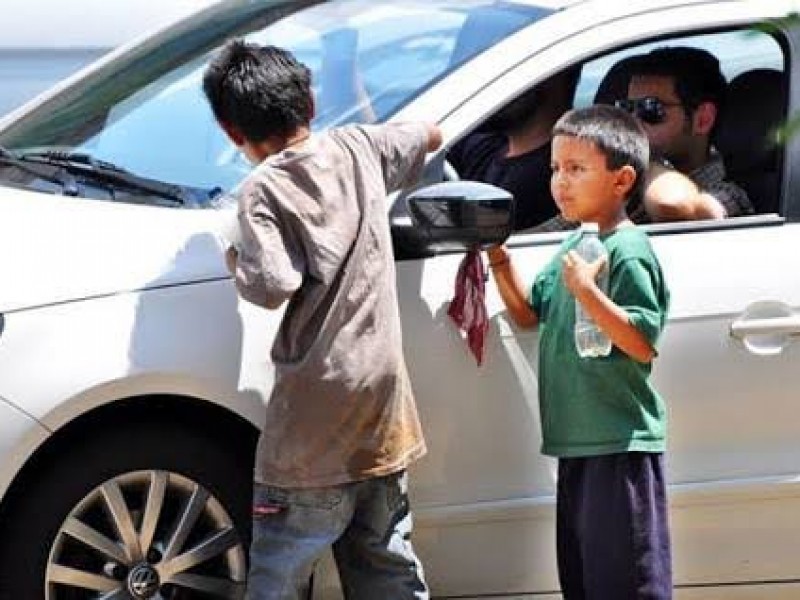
406, 181, 514, 253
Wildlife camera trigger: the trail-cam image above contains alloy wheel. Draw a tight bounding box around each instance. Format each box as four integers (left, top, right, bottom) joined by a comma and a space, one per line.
45, 470, 247, 599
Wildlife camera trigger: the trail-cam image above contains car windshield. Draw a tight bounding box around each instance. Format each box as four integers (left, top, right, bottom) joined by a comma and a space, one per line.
0, 0, 551, 202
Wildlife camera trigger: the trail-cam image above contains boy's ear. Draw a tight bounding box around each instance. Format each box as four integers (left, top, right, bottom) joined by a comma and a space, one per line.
615, 165, 637, 198
220, 121, 246, 147
308, 95, 316, 121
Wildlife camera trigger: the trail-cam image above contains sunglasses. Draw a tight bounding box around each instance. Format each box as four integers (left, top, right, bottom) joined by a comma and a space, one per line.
615, 97, 684, 125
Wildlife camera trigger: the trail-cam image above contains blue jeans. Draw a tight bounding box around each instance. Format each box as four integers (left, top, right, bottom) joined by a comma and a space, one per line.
246, 470, 429, 600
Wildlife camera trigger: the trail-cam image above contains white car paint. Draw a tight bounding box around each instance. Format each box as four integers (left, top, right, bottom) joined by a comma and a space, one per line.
0, 188, 227, 312
392, 217, 800, 596
1, 0, 800, 597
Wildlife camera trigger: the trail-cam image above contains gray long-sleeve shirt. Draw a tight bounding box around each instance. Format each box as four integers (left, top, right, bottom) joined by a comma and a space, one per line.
233, 122, 429, 488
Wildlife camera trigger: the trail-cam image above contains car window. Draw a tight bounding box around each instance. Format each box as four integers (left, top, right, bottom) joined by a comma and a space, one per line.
0, 0, 551, 204
397, 25, 790, 261
576, 29, 785, 109
578, 28, 787, 218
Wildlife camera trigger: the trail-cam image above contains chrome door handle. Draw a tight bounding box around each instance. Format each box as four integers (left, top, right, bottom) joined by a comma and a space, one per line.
730, 315, 800, 339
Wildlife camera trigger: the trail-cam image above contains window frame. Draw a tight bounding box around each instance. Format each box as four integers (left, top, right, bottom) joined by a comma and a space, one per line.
393, 8, 800, 262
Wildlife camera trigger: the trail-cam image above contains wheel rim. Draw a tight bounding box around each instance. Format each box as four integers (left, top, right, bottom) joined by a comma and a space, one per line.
45, 470, 247, 599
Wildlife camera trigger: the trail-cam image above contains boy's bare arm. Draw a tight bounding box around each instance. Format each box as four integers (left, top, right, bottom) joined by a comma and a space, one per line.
562, 251, 654, 363
426, 123, 443, 152
487, 246, 538, 329
224, 246, 238, 276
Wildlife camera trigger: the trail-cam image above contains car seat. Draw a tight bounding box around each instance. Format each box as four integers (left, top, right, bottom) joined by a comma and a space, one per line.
593, 55, 638, 105
715, 68, 786, 215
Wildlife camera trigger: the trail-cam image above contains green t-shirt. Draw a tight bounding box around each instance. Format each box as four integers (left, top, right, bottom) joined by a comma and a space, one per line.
530, 226, 670, 457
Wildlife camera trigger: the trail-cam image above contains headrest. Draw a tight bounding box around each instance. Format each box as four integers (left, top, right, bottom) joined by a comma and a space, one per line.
593, 56, 638, 105
716, 68, 786, 173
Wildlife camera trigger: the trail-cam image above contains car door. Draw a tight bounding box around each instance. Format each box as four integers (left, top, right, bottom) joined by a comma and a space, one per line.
391, 1, 800, 597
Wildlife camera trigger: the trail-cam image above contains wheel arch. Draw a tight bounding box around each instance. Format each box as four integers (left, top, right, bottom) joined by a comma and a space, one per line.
0, 393, 260, 542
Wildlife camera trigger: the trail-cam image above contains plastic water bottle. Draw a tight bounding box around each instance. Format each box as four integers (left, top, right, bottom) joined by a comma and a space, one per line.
574, 222, 612, 358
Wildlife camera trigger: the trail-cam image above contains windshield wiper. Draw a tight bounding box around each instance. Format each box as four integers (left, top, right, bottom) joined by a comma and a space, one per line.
0, 148, 82, 194
17, 150, 192, 204
21, 150, 127, 172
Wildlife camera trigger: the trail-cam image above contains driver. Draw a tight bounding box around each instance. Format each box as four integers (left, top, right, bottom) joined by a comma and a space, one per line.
447, 67, 580, 230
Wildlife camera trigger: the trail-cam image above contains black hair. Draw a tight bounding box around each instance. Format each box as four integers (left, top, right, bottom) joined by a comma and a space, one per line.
627, 46, 727, 114
203, 40, 312, 142
487, 65, 582, 134
553, 105, 650, 201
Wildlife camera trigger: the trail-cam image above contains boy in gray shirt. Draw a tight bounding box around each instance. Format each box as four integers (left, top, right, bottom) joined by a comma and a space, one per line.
203, 40, 442, 599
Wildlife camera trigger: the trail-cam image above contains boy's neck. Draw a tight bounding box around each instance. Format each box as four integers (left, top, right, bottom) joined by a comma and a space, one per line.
282, 128, 312, 151
250, 126, 312, 163
597, 210, 632, 234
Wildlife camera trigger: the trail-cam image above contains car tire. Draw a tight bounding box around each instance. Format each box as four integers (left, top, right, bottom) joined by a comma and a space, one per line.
0, 420, 252, 599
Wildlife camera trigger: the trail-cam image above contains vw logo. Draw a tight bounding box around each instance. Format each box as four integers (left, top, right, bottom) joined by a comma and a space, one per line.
127, 564, 161, 599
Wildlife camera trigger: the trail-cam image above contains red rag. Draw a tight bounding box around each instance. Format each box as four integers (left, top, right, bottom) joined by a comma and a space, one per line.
447, 248, 489, 366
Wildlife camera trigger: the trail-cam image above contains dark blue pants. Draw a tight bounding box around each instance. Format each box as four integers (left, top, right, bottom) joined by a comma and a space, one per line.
556, 453, 672, 600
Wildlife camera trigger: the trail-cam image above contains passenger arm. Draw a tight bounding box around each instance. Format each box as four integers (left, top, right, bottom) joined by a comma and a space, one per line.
643, 162, 725, 221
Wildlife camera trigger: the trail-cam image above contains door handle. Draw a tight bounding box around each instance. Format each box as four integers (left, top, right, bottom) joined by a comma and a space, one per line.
730, 315, 800, 339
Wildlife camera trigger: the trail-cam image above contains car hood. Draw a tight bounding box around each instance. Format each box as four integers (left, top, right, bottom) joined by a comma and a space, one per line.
0, 186, 231, 313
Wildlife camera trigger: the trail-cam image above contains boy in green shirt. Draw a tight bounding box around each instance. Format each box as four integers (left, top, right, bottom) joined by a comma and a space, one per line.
488, 105, 671, 598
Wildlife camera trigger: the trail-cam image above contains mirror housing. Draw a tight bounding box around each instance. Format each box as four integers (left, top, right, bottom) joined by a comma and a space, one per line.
406, 181, 514, 252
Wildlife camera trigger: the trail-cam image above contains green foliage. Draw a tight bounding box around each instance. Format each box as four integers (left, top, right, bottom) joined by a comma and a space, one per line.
749, 12, 799, 145
777, 113, 800, 146
750, 11, 800, 36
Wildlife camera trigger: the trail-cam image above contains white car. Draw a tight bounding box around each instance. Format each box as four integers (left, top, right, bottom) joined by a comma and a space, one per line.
0, 1, 798, 598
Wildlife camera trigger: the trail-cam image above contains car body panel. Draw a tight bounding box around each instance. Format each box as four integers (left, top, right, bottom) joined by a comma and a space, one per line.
393, 218, 800, 595
0, 0, 799, 597
0, 397, 49, 496
0, 276, 275, 499
0, 188, 231, 313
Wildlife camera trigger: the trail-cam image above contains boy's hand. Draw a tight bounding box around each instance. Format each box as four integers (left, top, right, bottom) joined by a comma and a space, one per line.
225, 246, 238, 275
561, 250, 607, 298
486, 244, 509, 267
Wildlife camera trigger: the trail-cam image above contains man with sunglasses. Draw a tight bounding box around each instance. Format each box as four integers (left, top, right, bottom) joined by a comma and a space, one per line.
617, 46, 753, 222
529, 47, 751, 233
